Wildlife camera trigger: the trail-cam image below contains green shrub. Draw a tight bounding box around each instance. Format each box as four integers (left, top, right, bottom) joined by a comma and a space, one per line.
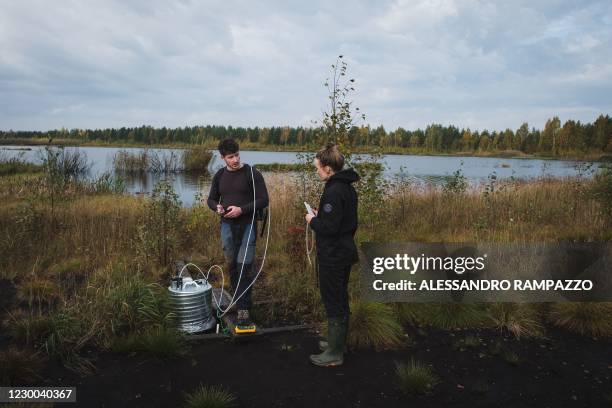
183, 147, 213, 173
113, 149, 149, 173
136, 180, 183, 267
443, 163, 468, 195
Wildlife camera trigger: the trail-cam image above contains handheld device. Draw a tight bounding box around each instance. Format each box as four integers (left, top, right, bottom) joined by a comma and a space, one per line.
304, 201, 314, 216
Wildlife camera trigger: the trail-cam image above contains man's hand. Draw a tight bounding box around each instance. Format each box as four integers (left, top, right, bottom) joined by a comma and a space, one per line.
216, 204, 225, 215
224, 205, 243, 218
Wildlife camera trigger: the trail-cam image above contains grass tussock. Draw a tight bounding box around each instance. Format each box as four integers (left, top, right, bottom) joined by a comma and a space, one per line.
0, 348, 45, 385
111, 327, 187, 359
347, 301, 405, 350
402, 303, 489, 330
547, 302, 612, 338
6, 311, 53, 346
16, 278, 60, 309
502, 349, 521, 365
84, 263, 174, 343
395, 359, 439, 395
487, 303, 544, 339
183, 384, 237, 408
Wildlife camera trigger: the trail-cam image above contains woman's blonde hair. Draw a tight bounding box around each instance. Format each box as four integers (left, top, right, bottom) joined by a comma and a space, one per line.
315, 142, 344, 172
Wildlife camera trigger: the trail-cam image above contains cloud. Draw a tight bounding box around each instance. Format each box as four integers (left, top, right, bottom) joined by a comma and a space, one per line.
0, 0, 610, 131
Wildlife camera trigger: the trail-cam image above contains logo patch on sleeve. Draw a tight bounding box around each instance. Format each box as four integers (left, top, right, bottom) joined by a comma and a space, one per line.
323, 203, 333, 213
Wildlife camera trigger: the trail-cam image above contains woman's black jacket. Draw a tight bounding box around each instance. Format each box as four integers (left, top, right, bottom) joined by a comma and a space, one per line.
309, 168, 359, 266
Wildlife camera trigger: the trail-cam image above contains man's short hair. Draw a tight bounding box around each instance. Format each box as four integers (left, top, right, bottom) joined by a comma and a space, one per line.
218, 138, 239, 156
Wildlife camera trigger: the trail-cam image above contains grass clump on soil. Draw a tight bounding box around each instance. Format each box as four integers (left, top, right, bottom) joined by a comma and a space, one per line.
347, 301, 405, 350
0, 348, 44, 385
183, 384, 237, 408
111, 327, 187, 359
502, 349, 521, 366
137, 328, 186, 358
16, 278, 60, 311
85, 264, 174, 342
5, 311, 54, 346
547, 302, 612, 338
487, 303, 544, 339
395, 359, 439, 395
402, 303, 489, 330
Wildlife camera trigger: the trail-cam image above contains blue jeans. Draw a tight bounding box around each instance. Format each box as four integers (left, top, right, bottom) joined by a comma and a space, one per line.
221, 220, 257, 310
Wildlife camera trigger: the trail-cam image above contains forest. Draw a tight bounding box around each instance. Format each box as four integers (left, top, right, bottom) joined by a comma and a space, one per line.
2, 115, 611, 158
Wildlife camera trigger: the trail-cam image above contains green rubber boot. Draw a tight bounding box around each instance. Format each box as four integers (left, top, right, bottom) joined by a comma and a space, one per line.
310, 317, 346, 367
318, 315, 349, 352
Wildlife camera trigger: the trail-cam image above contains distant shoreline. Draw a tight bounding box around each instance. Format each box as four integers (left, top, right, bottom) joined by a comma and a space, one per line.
1, 138, 610, 162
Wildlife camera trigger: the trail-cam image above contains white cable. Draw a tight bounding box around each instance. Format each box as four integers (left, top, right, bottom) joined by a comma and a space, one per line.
305, 222, 315, 266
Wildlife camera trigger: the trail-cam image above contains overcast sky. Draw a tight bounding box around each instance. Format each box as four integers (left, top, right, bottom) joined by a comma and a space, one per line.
1, 0, 611, 132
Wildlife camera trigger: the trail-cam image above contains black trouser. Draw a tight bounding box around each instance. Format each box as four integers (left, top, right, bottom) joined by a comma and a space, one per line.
318, 263, 351, 319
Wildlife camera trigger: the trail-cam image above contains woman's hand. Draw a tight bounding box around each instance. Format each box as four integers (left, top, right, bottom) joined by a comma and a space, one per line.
305, 208, 317, 224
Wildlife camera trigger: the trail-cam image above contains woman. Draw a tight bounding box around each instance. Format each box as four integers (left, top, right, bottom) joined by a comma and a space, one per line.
305, 143, 359, 367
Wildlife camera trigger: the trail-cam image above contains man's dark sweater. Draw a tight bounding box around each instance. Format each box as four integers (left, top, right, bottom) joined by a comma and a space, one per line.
207, 164, 269, 224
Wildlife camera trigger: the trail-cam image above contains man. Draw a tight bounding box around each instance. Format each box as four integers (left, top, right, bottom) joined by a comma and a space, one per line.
207, 139, 269, 328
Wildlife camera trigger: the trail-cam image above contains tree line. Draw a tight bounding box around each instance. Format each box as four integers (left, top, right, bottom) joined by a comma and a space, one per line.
1, 114, 611, 155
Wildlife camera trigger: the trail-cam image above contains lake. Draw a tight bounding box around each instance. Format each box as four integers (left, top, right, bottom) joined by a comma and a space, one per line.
1, 145, 600, 207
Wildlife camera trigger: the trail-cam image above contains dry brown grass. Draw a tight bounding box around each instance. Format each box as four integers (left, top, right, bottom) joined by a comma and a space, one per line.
547, 302, 612, 338
0, 171, 609, 370
381, 177, 607, 242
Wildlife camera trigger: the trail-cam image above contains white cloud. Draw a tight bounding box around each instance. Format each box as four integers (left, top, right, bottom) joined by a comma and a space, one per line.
0, 0, 610, 131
